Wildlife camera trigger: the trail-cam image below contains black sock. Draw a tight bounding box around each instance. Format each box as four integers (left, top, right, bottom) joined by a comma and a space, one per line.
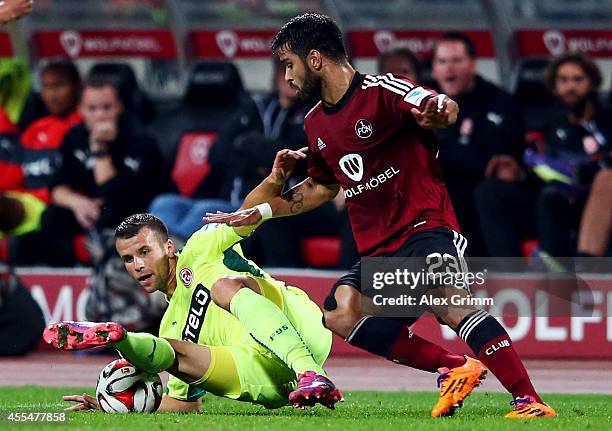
345, 316, 403, 357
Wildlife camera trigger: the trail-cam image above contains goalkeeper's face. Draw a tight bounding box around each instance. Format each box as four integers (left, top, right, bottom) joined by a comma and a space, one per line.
116, 227, 176, 294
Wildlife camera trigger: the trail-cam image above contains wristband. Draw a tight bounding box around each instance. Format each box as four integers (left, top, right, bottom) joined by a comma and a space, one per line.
255, 203, 273, 220
437, 94, 446, 112
91, 150, 110, 158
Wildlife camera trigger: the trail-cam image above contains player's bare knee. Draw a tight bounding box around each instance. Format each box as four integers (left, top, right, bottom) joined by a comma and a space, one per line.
164, 339, 211, 384
433, 304, 476, 330
323, 307, 361, 338
323, 285, 363, 337
211, 275, 260, 310
211, 276, 241, 310
428, 285, 475, 330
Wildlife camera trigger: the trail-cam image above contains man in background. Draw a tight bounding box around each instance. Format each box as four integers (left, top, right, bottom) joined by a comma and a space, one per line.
476, 52, 611, 258
2, 60, 82, 259
16, 76, 173, 267
432, 32, 523, 256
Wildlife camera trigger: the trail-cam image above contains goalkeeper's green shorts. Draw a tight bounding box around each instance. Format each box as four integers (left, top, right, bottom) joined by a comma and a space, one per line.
195, 279, 332, 408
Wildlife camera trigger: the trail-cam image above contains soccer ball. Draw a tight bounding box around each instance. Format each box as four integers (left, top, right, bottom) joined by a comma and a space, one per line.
96, 359, 163, 413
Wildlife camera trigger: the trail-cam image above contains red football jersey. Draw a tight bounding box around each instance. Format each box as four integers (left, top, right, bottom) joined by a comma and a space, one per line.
306, 72, 459, 256
19, 111, 82, 204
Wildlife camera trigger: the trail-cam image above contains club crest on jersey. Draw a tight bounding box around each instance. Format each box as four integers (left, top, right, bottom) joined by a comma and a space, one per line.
355, 119, 373, 139
179, 267, 193, 287
339, 153, 364, 182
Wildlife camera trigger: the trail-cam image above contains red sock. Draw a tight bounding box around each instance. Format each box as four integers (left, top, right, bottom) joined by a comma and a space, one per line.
458, 310, 542, 403
476, 335, 542, 403
387, 327, 466, 372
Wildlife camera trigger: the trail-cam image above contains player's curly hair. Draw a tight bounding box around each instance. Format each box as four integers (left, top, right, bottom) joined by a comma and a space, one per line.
543, 51, 602, 93
115, 213, 168, 240
271, 13, 347, 63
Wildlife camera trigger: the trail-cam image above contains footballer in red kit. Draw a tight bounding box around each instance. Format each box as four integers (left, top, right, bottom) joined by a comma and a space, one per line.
304, 71, 459, 256
205, 13, 555, 419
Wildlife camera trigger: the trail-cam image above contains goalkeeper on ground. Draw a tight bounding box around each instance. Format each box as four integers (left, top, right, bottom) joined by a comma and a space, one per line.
44, 148, 343, 413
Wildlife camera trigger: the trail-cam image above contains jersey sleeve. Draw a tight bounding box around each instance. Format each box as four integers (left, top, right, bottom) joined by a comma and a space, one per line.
307, 149, 337, 185
165, 375, 207, 402
186, 223, 246, 256
376, 73, 438, 119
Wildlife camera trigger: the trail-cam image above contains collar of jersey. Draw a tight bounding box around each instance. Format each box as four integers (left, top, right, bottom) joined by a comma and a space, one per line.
322, 72, 364, 115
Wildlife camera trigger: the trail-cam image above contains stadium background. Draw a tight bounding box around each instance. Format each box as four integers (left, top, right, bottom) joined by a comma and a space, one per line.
0, 0, 611, 403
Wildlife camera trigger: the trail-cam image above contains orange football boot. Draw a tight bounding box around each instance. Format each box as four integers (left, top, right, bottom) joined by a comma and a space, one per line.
505, 395, 557, 418
431, 356, 488, 417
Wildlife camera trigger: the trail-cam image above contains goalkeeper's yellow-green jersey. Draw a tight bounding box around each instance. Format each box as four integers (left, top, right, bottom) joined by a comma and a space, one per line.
159, 223, 277, 401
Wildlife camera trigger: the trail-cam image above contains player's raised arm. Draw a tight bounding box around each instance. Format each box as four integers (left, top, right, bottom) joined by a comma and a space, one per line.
203, 147, 339, 232
240, 147, 309, 210
203, 176, 338, 230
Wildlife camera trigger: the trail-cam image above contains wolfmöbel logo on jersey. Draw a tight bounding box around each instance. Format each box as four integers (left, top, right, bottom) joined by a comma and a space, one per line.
517, 29, 612, 58
347, 30, 495, 58
191, 30, 276, 59
34, 30, 177, 59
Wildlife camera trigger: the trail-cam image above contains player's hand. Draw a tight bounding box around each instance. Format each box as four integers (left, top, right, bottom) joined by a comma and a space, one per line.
0, 0, 33, 24
411, 94, 458, 129
269, 147, 308, 185
70, 196, 103, 230
203, 207, 263, 227
63, 393, 100, 412
90, 121, 118, 147
485, 154, 524, 181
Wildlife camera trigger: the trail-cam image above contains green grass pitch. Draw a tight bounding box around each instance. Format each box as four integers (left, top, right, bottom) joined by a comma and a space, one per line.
1, 387, 610, 430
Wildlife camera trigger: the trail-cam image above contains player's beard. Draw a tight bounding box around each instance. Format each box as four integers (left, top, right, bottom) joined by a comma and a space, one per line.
297, 67, 322, 104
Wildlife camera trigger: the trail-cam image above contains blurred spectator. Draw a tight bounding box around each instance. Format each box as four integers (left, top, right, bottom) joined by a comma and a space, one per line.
0, 59, 82, 240
19, 59, 83, 204
431, 32, 524, 256
0, 269, 44, 356
377, 43, 421, 80
12, 76, 173, 265
148, 62, 264, 241
237, 61, 341, 267
152, 59, 341, 266
476, 52, 612, 257
150, 59, 304, 241
536, 53, 611, 257
88, 63, 156, 130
